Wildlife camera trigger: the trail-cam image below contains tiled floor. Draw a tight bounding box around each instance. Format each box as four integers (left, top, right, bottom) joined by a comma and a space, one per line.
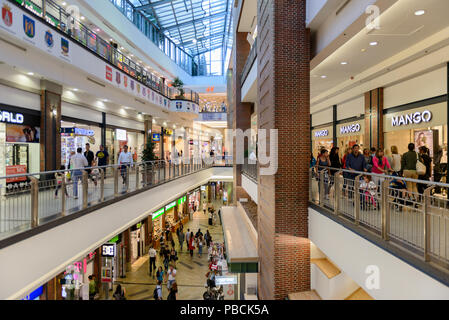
112, 200, 228, 300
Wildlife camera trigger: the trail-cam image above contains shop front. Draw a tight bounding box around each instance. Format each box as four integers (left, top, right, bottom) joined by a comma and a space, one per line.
60, 121, 101, 167
336, 119, 365, 157
188, 188, 201, 216
152, 207, 165, 248
106, 127, 145, 164
163, 128, 174, 161
0, 105, 41, 192
311, 125, 334, 157
60, 251, 97, 300
129, 221, 146, 264
152, 125, 162, 159
384, 102, 448, 161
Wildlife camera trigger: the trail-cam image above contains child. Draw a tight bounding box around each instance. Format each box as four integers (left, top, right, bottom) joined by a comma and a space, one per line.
55, 165, 69, 198
90, 160, 99, 187
359, 175, 377, 210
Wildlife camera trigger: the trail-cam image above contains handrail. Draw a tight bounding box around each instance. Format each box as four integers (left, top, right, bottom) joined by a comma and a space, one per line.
11, 0, 199, 105
311, 165, 449, 269
241, 37, 257, 86
0, 157, 231, 243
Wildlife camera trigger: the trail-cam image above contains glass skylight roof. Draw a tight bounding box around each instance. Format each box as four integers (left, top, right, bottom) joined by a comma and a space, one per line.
130, 0, 233, 59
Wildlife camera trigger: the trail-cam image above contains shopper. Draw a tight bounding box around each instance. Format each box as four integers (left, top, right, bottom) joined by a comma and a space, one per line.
401, 143, 419, 199
88, 275, 97, 300
329, 147, 341, 175
341, 147, 351, 169
167, 281, 178, 300
390, 146, 402, 173
154, 280, 163, 300
178, 229, 185, 252
148, 246, 157, 278
195, 228, 203, 239
205, 230, 212, 247
434, 146, 444, 193
316, 149, 331, 198
169, 247, 178, 267
346, 145, 367, 198
203, 202, 207, 215
186, 228, 191, 250
384, 148, 393, 171
70, 148, 88, 199
417, 146, 432, 195
95, 145, 109, 173
167, 265, 177, 290
188, 232, 195, 258
163, 247, 170, 272
54, 165, 69, 199
198, 234, 204, 258
363, 148, 373, 172
84, 143, 95, 174
113, 284, 126, 300
156, 267, 165, 284
117, 145, 133, 185
372, 149, 392, 186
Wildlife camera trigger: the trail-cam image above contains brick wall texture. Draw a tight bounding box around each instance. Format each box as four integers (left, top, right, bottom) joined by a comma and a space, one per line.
257, 0, 311, 300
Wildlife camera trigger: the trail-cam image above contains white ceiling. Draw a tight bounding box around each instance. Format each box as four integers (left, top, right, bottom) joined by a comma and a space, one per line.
311, 0, 449, 103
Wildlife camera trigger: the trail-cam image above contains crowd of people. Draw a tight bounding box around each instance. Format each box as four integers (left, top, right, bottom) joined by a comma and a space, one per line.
312, 143, 444, 206
199, 100, 227, 113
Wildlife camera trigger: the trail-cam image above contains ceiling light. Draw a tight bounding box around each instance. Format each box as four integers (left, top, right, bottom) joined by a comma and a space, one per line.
27, 72, 34, 76
341, 62, 348, 65
62, 2, 66, 5
369, 41, 378, 46
361, 48, 366, 52
414, 10, 425, 16
103, 99, 109, 102
95, 28, 100, 32
320, 75, 327, 79
73, 88, 79, 91
80, 16, 85, 20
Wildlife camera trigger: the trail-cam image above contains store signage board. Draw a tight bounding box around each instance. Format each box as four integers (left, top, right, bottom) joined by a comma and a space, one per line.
391, 110, 432, 127
116, 129, 127, 141
101, 244, 115, 257
136, 222, 142, 229
165, 201, 176, 210
340, 123, 361, 135
109, 235, 119, 243
215, 276, 237, 285
152, 208, 165, 220
0, 111, 24, 124
314, 130, 329, 138
22, 286, 43, 300
152, 133, 161, 142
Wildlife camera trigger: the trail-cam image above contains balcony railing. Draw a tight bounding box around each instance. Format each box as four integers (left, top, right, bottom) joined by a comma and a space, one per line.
242, 159, 258, 182
311, 166, 449, 269
241, 37, 257, 86
0, 157, 232, 245
11, 0, 199, 105
108, 0, 197, 76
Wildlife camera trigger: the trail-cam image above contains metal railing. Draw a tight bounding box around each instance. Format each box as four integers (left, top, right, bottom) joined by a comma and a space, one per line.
310, 166, 449, 267
241, 37, 257, 86
0, 157, 230, 242
11, 0, 199, 105
242, 160, 258, 182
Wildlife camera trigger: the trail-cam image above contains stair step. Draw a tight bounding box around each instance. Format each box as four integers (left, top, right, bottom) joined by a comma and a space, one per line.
288, 290, 321, 300
311, 258, 341, 279
345, 287, 374, 300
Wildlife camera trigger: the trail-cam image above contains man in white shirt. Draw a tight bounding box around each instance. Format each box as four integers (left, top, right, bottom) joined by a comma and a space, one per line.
148, 246, 157, 278
70, 148, 88, 199
117, 145, 133, 184
167, 265, 177, 289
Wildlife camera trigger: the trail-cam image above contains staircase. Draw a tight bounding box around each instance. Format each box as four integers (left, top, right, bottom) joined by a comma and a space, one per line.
345, 287, 374, 300
288, 290, 322, 300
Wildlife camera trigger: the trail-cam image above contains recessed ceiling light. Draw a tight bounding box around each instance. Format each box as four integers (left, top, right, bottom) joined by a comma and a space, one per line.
95, 28, 100, 32
414, 10, 425, 16
62, 2, 66, 5
27, 72, 34, 75
103, 99, 109, 102
80, 16, 85, 20
369, 41, 378, 46
361, 48, 366, 52
73, 88, 79, 91
341, 62, 348, 65
320, 75, 327, 79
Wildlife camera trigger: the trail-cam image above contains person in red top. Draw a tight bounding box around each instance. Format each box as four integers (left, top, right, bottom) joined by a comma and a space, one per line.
341, 147, 351, 169
188, 232, 195, 258
372, 149, 392, 186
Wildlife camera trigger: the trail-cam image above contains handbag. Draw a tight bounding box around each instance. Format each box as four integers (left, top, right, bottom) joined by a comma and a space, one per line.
416, 152, 426, 176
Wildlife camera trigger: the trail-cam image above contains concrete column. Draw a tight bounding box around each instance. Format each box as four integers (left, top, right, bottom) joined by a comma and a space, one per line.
40, 80, 62, 172
257, 0, 311, 300
144, 115, 153, 145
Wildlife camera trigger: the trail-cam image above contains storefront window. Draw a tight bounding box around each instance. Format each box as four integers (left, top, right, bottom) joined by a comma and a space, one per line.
312, 126, 334, 157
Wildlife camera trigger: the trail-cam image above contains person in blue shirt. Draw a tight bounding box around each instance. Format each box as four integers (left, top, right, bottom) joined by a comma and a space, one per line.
310, 153, 317, 169
345, 144, 367, 199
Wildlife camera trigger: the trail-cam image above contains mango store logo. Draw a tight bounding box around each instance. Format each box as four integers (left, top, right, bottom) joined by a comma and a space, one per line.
340, 123, 361, 135
391, 110, 432, 127
0, 111, 24, 124
314, 129, 329, 138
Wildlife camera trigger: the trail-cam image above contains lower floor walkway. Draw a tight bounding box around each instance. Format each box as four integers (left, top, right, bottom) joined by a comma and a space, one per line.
112, 200, 229, 300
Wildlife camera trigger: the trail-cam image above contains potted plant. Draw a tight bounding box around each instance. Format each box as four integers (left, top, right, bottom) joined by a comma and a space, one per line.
141, 139, 158, 185
172, 77, 185, 99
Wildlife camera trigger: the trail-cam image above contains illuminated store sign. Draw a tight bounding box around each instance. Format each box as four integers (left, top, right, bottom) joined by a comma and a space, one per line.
314, 130, 329, 138
165, 201, 176, 211
116, 129, 127, 141
391, 110, 432, 127
102, 244, 115, 257
0, 111, 24, 124
152, 208, 165, 220
340, 123, 361, 135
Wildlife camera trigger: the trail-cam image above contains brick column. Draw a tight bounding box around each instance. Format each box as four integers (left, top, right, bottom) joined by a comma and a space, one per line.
365, 88, 384, 150
257, 0, 311, 300
232, 31, 253, 203
40, 80, 62, 172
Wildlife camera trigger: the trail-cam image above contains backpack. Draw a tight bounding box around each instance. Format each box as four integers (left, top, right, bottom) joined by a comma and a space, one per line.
153, 287, 159, 300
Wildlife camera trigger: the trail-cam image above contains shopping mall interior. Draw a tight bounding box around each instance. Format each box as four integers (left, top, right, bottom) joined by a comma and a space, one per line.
0, 0, 448, 304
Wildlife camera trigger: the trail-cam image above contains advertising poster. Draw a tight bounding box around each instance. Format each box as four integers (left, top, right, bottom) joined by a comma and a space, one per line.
414, 130, 435, 157
6, 165, 27, 183
6, 125, 40, 143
